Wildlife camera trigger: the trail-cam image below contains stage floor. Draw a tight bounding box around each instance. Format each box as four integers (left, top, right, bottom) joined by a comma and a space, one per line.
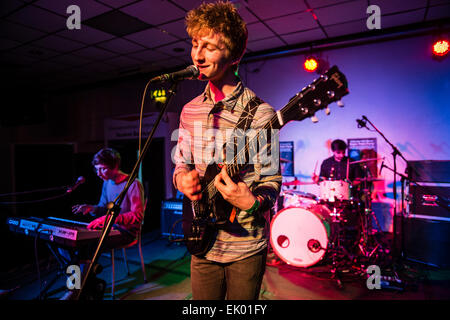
2, 231, 450, 301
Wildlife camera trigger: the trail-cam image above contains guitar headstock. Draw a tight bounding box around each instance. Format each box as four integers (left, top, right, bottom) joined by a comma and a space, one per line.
281, 65, 349, 125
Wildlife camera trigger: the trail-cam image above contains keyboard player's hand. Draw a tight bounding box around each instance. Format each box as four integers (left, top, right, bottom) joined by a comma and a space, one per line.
87, 215, 111, 230
72, 204, 95, 215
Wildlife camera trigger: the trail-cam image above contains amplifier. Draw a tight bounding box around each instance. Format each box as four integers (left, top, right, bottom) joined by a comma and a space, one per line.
406, 184, 450, 220
160, 199, 183, 238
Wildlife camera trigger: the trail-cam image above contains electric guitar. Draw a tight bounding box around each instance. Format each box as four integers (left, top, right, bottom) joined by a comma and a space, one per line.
182, 65, 349, 256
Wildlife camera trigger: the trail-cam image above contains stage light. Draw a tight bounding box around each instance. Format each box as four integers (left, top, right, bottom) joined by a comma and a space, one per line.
432, 39, 449, 57
304, 56, 318, 72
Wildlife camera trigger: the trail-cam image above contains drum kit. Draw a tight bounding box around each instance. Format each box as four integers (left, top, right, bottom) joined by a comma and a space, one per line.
270, 158, 387, 287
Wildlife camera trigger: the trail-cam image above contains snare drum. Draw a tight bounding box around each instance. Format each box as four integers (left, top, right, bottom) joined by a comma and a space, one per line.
270, 204, 331, 267
319, 180, 351, 202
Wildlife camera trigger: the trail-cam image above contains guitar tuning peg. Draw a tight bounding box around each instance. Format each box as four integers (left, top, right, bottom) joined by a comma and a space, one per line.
311, 115, 319, 123
337, 100, 344, 108
325, 107, 330, 115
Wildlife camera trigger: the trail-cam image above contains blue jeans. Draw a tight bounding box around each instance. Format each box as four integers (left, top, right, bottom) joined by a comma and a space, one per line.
190, 248, 267, 300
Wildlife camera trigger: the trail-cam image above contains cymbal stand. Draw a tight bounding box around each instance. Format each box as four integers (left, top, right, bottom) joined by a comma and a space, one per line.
328, 202, 354, 289
357, 167, 387, 266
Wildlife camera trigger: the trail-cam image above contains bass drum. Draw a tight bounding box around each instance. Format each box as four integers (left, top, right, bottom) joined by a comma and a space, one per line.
270, 205, 331, 267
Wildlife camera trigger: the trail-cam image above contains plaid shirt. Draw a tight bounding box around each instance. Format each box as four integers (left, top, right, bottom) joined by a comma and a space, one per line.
173, 80, 281, 263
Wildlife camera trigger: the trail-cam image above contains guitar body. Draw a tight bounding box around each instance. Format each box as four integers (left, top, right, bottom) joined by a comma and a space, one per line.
182, 163, 234, 257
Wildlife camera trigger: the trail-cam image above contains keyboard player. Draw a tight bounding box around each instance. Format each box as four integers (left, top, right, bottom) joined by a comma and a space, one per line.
59, 148, 145, 300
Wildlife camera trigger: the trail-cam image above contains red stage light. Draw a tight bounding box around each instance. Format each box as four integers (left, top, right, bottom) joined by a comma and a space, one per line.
304, 57, 318, 72
432, 39, 449, 57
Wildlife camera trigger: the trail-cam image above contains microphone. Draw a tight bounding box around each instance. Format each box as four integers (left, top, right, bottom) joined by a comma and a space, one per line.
67, 176, 85, 193
149, 65, 199, 83
356, 118, 367, 128
379, 161, 385, 175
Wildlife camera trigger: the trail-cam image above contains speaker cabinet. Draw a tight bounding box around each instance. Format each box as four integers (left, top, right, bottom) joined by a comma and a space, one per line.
403, 218, 450, 268
160, 199, 183, 238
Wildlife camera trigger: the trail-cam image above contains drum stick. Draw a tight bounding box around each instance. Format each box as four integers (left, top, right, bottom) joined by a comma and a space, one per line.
346, 157, 349, 181
313, 160, 318, 175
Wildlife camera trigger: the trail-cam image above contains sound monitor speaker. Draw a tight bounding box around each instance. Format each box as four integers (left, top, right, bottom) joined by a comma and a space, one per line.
160, 199, 183, 238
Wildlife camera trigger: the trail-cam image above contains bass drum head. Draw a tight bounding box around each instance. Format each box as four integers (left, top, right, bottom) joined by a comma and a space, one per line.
270, 206, 330, 267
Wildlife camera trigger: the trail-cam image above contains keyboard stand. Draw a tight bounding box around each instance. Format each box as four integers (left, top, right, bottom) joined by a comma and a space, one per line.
36, 243, 70, 300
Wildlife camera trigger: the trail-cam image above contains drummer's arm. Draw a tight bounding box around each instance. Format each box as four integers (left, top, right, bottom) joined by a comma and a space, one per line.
312, 173, 320, 184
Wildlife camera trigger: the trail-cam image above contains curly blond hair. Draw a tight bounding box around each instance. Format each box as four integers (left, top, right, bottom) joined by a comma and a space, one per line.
185, 1, 248, 62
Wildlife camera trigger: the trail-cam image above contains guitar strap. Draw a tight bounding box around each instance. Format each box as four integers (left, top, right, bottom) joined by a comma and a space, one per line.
228, 95, 264, 223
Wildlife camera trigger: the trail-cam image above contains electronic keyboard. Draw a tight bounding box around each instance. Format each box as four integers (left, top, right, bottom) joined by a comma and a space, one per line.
7, 216, 122, 248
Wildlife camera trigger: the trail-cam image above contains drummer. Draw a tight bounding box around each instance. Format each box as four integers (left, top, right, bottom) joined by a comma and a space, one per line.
312, 139, 364, 185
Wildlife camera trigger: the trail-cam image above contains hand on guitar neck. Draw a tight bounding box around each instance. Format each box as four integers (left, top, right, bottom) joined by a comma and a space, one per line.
214, 166, 257, 211
176, 170, 202, 201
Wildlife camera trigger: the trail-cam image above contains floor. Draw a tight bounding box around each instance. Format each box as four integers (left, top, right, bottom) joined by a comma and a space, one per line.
1, 230, 450, 301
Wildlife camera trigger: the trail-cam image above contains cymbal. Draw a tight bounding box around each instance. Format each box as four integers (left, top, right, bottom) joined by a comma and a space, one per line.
282, 180, 316, 186
349, 157, 384, 164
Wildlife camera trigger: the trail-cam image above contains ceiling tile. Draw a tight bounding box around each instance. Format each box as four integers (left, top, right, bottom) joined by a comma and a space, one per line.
0, 38, 22, 50
281, 28, 327, 45
171, 0, 258, 23
0, 0, 27, 17
96, 37, 146, 54
7, 5, 67, 33
307, 0, 355, 9
25, 60, 69, 75
158, 19, 188, 40
247, 22, 277, 41
103, 55, 142, 67
121, 1, 186, 26
426, 3, 450, 20
9, 43, 61, 61
83, 10, 152, 37
125, 27, 178, 48
323, 19, 367, 38
31, 34, 87, 53
314, 0, 367, 26
56, 25, 115, 45
34, 0, 112, 20
96, 0, 141, 9
155, 40, 192, 57
381, 9, 427, 29
127, 49, 168, 62
246, 36, 286, 52
245, 0, 307, 20
51, 53, 93, 66
71, 46, 119, 60
265, 11, 317, 34
171, 0, 213, 11
369, 0, 427, 15
0, 20, 46, 43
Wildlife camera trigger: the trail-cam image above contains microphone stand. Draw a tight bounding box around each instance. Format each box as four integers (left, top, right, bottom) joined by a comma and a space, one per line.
359, 116, 409, 267
76, 80, 180, 300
